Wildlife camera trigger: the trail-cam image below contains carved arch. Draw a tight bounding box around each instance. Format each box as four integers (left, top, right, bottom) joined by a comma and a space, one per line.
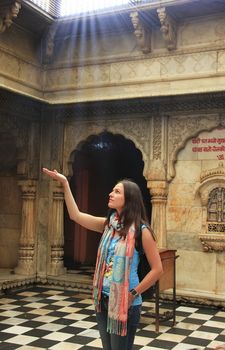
168, 117, 225, 181
63, 120, 149, 178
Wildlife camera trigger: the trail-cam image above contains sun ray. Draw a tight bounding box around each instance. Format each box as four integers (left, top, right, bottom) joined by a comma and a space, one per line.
27, 0, 142, 17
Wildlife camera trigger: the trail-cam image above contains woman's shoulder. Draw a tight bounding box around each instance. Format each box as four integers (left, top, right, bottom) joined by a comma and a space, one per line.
140, 223, 148, 230
140, 223, 156, 241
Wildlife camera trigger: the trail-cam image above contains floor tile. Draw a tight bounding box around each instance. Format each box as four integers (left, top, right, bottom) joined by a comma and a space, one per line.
0, 286, 224, 350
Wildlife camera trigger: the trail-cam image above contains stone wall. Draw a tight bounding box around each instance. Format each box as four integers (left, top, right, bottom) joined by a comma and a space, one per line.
44, 13, 225, 103
0, 176, 21, 268
167, 117, 225, 300
0, 22, 43, 98
0, 1, 225, 303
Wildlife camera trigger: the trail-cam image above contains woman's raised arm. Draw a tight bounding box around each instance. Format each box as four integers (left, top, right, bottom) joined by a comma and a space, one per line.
42, 168, 106, 233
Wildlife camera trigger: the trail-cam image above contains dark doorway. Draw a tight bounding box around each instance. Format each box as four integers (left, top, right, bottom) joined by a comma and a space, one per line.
64, 132, 151, 268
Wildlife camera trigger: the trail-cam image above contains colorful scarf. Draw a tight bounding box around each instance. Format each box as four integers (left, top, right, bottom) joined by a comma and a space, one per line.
93, 212, 135, 336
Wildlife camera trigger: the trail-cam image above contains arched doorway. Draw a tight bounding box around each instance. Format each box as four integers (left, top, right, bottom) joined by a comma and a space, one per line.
64, 132, 151, 268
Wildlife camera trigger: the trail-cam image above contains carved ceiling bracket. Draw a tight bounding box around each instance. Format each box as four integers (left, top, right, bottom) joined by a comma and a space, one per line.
130, 11, 151, 54
157, 7, 177, 51
0, 0, 21, 34
43, 24, 58, 64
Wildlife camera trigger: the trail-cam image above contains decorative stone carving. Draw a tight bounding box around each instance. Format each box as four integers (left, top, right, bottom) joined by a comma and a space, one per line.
168, 115, 224, 181
43, 92, 225, 122
153, 116, 162, 160
196, 162, 225, 252
130, 11, 151, 54
157, 7, 177, 50
200, 162, 225, 183
147, 176, 168, 248
147, 134, 168, 246
200, 235, 225, 253
0, 1, 21, 33
147, 159, 166, 181
63, 118, 150, 178
49, 183, 66, 276
15, 180, 37, 276
43, 24, 58, 64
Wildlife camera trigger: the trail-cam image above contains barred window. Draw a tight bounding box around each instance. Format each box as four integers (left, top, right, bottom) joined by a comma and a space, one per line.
26, 0, 152, 17
207, 187, 225, 233
25, 0, 61, 17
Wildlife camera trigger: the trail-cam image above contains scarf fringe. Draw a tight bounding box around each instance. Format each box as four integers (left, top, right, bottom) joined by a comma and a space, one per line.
93, 212, 135, 336
107, 317, 128, 336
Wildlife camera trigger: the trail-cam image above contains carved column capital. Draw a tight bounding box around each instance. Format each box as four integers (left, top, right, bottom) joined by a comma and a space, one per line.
52, 182, 64, 199
147, 180, 168, 200
157, 7, 177, 50
0, 1, 22, 34
18, 179, 37, 198
147, 159, 166, 181
130, 11, 151, 54
147, 179, 168, 248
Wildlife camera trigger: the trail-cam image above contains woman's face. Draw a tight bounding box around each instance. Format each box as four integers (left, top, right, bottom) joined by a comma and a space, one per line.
108, 182, 125, 213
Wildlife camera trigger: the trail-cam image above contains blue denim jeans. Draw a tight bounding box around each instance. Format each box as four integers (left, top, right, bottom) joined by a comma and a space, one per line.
95, 296, 141, 350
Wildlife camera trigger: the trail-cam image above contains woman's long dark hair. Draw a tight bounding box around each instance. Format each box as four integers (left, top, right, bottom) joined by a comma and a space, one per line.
106, 179, 150, 239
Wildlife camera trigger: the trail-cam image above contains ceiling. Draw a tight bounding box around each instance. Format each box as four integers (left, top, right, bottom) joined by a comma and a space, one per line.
10, 0, 225, 40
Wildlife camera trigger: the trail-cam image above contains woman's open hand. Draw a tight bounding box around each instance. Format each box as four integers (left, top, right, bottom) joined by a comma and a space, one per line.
42, 168, 68, 186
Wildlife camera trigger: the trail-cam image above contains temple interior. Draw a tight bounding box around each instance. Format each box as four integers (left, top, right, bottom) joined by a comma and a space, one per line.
0, 0, 225, 349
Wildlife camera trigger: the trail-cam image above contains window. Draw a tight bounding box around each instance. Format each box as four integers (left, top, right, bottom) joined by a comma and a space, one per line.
207, 187, 225, 233
29, 0, 52, 13
26, 0, 151, 18
61, 0, 131, 17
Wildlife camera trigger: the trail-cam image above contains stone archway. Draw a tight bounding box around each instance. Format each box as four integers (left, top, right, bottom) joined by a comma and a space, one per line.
64, 131, 151, 268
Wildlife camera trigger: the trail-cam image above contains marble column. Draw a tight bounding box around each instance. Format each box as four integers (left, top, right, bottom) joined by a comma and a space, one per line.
48, 183, 66, 276
15, 180, 37, 276
147, 180, 168, 248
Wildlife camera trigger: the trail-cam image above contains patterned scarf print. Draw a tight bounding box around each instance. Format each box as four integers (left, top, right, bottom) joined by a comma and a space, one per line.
93, 212, 135, 336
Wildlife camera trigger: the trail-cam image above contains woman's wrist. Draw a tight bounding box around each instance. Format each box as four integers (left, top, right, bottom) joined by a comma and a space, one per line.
130, 288, 139, 298
62, 179, 69, 187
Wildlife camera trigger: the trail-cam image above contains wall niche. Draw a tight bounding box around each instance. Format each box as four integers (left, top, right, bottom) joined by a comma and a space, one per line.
197, 162, 225, 252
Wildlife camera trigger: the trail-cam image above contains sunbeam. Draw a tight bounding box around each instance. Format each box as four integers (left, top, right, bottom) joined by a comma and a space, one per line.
61, 0, 131, 17
28, 0, 145, 17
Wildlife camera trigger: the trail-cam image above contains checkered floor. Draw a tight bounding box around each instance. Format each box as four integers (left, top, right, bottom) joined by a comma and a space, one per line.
0, 286, 224, 350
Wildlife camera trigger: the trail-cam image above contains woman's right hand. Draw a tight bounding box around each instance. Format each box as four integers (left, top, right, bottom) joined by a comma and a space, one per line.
43, 168, 105, 233
42, 168, 68, 186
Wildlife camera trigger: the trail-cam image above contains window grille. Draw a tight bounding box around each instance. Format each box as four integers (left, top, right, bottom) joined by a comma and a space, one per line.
25, 0, 61, 17
25, 0, 153, 17
207, 187, 225, 233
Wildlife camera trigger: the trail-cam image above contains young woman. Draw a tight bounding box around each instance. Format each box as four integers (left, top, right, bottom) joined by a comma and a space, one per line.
43, 168, 163, 350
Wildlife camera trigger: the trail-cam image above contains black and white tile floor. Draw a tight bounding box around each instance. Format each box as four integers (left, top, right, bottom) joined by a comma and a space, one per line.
0, 285, 224, 350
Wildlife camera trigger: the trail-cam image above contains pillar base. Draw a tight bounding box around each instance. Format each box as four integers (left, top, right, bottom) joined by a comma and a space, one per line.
14, 261, 35, 276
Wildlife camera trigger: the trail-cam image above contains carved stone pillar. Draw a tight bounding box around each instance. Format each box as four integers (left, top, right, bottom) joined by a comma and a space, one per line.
147, 159, 168, 248
148, 180, 168, 248
49, 183, 66, 276
15, 180, 37, 276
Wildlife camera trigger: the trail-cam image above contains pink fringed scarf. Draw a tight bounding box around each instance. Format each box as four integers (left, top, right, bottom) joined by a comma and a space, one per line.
93, 212, 135, 336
